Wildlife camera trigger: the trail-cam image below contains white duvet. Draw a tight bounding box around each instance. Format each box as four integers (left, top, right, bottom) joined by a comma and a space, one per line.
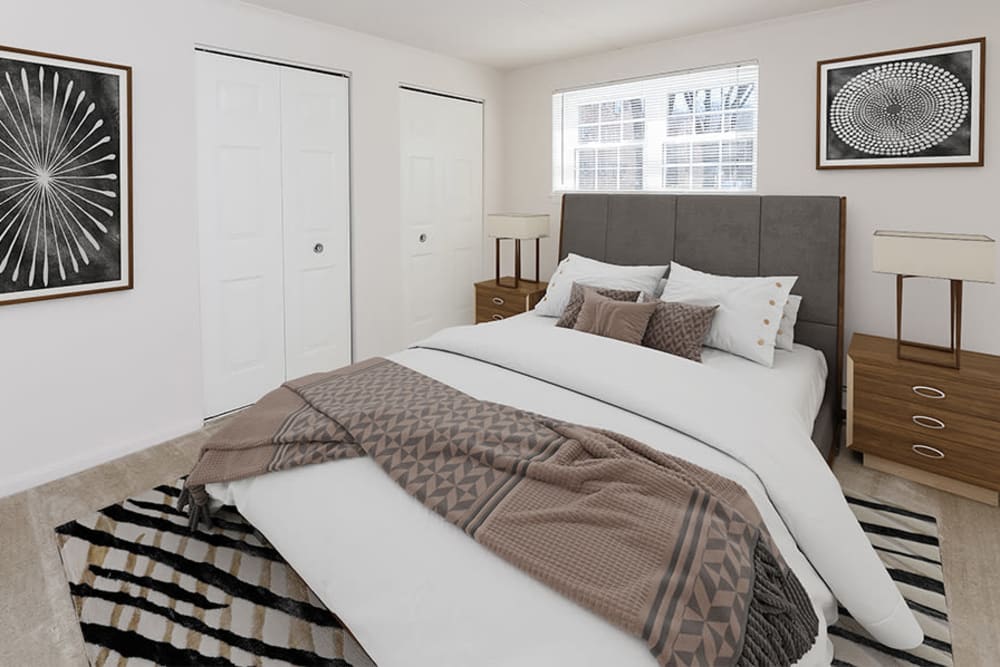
208, 315, 922, 666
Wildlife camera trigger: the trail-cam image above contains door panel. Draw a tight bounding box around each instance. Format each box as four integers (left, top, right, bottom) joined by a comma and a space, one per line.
220, 276, 267, 371
197, 52, 285, 417
400, 89, 483, 344
279, 68, 352, 380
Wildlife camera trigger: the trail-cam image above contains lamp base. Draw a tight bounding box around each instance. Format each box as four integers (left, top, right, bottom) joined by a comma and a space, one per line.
895, 275, 963, 369
494, 237, 542, 289
494, 276, 526, 289
897, 340, 961, 369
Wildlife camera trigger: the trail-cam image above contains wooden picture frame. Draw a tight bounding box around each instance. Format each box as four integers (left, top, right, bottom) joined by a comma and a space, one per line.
0, 44, 133, 306
817, 37, 985, 169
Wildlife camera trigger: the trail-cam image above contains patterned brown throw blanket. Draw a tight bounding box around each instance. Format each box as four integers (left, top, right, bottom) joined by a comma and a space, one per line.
184, 358, 818, 666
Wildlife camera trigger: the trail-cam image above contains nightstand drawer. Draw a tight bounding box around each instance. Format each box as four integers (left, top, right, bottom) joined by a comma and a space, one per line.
473, 279, 547, 324
853, 422, 1000, 488
476, 289, 528, 315
855, 368, 1000, 421
476, 306, 511, 323
855, 391, 1000, 452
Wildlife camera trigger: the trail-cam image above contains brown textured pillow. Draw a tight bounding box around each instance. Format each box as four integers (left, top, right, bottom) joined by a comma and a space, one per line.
556, 282, 642, 328
639, 293, 718, 362
573, 288, 658, 345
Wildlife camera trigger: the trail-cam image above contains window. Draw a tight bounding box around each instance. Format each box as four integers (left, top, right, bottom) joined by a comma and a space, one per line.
552, 63, 758, 193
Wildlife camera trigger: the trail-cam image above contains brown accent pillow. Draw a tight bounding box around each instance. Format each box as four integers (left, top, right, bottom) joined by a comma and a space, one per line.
556, 282, 642, 328
639, 293, 718, 362
573, 288, 658, 345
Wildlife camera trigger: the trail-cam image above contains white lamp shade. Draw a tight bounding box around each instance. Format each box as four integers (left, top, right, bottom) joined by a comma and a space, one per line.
486, 214, 550, 240
873, 231, 996, 283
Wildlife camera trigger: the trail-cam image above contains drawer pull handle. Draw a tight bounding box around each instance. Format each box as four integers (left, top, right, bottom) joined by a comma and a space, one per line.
491, 314, 504, 321
912, 415, 945, 430
491, 297, 505, 306
912, 444, 945, 460
913, 385, 946, 399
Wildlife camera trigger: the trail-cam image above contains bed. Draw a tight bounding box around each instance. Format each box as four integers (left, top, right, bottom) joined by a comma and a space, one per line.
200, 194, 922, 666
557, 193, 846, 461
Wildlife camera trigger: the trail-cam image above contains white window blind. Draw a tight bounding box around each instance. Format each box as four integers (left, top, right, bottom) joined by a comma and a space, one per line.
552, 62, 759, 193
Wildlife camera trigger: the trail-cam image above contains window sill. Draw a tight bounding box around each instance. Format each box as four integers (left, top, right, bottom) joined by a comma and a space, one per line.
550, 189, 759, 197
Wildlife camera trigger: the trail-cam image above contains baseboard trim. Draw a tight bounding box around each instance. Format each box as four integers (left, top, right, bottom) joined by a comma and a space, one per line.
0, 419, 204, 500
864, 453, 1000, 506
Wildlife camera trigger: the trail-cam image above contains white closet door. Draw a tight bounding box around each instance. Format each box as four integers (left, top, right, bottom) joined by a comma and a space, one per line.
197, 52, 285, 417
400, 88, 483, 344
279, 68, 352, 380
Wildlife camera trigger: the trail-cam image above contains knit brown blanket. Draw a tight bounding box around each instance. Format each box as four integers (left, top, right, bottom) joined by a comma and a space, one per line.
183, 358, 818, 666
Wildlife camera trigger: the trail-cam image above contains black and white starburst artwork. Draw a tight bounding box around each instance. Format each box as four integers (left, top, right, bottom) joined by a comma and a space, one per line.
0, 47, 131, 305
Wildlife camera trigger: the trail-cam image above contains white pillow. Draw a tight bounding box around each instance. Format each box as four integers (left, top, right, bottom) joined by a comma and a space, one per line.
775, 294, 802, 351
534, 254, 667, 317
660, 262, 797, 367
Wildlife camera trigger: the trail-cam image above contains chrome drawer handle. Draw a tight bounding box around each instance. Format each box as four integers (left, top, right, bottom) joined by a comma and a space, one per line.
491, 314, 504, 321
912, 415, 945, 430
913, 385, 946, 400
491, 296, 505, 306
912, 444, 945, 460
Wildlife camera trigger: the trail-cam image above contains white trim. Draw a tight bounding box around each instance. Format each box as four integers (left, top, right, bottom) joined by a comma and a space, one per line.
193, 42, 352, 78
553, 59, 758, 95
0, 418, 203, 499
551, 188, 758, 196
398, 82, 484, 104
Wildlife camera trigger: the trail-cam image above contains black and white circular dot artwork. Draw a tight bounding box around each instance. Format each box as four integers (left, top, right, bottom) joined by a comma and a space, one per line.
829, 61, 970, 157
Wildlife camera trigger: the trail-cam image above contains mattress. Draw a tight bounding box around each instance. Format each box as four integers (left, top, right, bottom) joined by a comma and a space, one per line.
206, 316, 919, 666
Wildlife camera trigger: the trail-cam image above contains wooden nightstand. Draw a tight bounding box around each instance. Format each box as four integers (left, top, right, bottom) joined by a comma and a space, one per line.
475, 279, 547, 323
847, 333, 1000, 505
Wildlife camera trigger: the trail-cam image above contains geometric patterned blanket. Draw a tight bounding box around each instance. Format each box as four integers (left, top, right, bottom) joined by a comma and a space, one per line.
184, 358, 819, 666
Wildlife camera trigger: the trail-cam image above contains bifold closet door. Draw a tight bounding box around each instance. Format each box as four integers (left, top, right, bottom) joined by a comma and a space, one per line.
198, 52, 352, 417
197, 53, 285, 417
279, 68, 351, 381
400, 88, 484, 344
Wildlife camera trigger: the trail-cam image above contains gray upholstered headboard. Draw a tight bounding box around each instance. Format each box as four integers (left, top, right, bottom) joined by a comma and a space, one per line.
559, 194, 845, 460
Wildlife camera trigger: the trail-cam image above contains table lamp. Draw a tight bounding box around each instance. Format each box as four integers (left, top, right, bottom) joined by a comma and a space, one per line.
873, 230, 996, 369
486, 214, 549, 288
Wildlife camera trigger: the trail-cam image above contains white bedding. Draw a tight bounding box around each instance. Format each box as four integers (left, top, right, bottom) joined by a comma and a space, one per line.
207, 315, 920, 666
512, 313, 828, 433
700, 346, 827, 434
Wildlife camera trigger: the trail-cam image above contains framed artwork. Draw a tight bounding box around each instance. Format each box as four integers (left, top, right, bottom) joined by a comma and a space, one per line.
0, 45, 132, 306
817, 37, 985, 169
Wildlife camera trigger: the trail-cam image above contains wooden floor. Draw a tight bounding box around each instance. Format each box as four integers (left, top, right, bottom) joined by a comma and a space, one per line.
1, 426, 997, 666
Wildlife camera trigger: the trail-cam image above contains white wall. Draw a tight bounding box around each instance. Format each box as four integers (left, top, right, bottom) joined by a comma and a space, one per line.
502, 0, 1000, 360
0, 0, 203, 498
0, 0, 504, 497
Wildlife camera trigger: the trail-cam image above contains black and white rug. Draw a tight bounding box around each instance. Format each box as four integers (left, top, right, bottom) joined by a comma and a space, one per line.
830, 494, 952, 667
55, 478, 375, 667
55, 481, 951, 666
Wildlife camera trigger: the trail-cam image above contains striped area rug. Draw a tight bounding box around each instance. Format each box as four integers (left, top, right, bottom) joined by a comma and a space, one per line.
55, 481, 952, 666
830, 494, 952, 667
55, 478, 375, 667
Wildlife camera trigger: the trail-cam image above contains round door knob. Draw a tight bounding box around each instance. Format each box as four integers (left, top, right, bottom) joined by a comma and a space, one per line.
419, 233, 428, 243
313, 243, 325, 254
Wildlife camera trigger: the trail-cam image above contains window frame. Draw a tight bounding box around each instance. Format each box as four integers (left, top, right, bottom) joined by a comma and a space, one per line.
551, 62, 759, 195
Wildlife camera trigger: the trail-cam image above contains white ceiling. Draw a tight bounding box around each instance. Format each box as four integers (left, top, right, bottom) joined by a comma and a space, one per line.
243, 0, 866, 69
